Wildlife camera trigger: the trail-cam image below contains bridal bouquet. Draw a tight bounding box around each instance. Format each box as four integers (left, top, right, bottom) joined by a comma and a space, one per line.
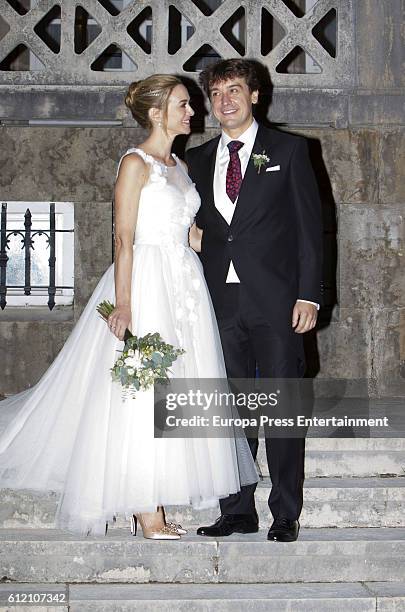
97, 300, 185, 396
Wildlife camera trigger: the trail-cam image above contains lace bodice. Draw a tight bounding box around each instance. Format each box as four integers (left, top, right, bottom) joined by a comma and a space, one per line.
117, 148, 200, 247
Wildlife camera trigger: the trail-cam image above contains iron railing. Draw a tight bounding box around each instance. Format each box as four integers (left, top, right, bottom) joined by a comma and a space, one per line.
0, 203, 74, 310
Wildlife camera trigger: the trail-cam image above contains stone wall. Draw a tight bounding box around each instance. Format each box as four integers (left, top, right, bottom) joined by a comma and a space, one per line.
0, 0, 403, 396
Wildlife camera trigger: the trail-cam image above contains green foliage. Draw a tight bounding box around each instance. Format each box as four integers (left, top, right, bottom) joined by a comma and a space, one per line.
97, 300, 185, 398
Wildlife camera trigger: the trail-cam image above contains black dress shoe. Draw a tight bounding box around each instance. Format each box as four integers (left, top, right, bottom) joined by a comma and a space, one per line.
197, 512, 259, 537
267, 518, 299, 542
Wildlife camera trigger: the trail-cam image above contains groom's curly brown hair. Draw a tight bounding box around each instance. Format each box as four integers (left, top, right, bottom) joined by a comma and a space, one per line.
199, 59, 260, 97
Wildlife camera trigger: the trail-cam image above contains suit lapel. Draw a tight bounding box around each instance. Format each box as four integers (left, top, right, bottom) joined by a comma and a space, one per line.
201, 136, 218, 204
230, 126, 268, 229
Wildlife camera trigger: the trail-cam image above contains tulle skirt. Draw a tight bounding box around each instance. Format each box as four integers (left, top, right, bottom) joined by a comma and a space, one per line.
0, 243, 257, 535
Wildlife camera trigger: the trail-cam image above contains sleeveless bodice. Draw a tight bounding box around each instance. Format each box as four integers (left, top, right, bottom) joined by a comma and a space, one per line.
117, 148, 201, 247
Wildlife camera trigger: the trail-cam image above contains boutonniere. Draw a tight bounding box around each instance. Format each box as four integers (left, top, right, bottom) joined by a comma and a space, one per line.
251, 151, 270, 174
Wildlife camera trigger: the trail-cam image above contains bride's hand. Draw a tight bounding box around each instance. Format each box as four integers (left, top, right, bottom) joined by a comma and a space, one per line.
108, 305, 132, 341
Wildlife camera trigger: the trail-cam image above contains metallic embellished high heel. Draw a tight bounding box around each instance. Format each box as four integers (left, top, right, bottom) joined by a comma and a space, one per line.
166, 521, 187, 535
130, 514, 180, 540
159, 506, 187, 535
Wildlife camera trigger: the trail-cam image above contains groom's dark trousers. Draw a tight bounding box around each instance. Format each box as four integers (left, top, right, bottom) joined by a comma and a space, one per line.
217, 283, 305, 521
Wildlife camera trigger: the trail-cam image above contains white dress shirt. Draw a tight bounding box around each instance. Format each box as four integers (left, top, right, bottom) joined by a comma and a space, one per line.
214, 119, 258, 282
213, 119, 319, 309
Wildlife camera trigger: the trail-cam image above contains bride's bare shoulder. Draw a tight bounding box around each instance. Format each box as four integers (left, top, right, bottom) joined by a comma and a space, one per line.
119, 151, 147, 171
117, 151, 149, 186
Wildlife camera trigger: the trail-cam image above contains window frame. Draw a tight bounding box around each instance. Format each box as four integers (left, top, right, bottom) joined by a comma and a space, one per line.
4, 201, 74, 307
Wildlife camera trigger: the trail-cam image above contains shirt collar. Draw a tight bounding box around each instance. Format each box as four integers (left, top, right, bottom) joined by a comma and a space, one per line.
219, 119, 258, 154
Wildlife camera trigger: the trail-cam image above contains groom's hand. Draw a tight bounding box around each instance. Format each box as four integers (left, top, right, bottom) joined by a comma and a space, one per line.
292, 302, 318, 333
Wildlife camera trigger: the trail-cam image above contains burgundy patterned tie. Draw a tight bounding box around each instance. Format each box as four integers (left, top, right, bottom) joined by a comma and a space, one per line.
226, 140, 244, 203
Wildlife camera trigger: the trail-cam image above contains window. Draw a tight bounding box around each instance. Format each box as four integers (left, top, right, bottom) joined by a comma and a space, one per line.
2, 202, 74, 308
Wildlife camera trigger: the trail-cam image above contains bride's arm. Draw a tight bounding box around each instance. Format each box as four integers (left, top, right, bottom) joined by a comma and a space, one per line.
189, 222, 203, 253
108, 154, 147, 340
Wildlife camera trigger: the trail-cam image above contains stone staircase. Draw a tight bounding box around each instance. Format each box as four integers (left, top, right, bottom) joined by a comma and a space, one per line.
0, 436, 404, 610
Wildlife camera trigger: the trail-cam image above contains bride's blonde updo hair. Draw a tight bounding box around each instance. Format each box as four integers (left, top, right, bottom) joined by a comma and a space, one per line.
125, 74, 183, 130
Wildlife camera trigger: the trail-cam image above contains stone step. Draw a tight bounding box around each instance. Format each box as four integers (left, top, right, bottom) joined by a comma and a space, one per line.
306, 439, 405, 450
1, 582, 405, 611
1, 477, 404, 529
0, 528, 404, 584
258, 438, 405, 477
165, 477, 405, 529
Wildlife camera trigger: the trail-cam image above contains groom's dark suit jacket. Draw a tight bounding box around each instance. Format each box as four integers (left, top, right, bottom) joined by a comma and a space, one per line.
186, 124, 323, 366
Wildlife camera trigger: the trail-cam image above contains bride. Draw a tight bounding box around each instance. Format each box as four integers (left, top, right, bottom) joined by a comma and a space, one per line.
0, 74, 257, 539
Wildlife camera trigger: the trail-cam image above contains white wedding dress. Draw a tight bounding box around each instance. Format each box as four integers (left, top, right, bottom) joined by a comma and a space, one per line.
0, 148, 257, 535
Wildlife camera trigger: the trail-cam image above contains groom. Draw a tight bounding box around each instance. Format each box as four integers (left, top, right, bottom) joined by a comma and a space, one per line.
186, 59, 323, 542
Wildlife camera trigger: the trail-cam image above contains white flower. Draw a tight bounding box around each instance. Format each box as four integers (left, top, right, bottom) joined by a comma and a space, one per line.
186, 297, 195, 310
127, 349, 135, 356
252, 150, 270, 174
125, 354, 142, 369
149, 165, 167, 187
127, 367, 135, 376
